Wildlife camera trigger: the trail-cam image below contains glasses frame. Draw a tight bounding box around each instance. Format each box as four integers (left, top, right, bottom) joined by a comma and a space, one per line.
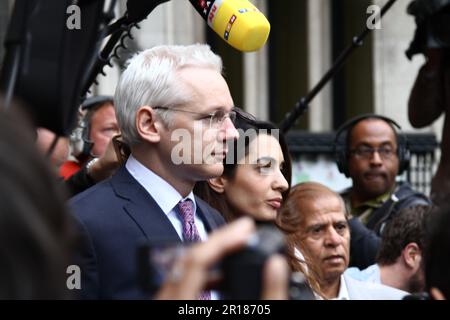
349, 145, 397, 160
152, 106, 236, 129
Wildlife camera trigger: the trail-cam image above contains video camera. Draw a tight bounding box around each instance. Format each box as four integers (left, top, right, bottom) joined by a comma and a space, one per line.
137, 223, 315, 300
406, 0, 450, 59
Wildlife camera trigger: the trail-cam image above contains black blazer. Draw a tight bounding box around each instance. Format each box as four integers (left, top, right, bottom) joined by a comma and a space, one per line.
70, 166, 225, 299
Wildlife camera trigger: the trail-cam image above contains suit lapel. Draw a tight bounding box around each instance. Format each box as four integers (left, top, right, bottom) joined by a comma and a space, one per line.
196, 196, 222, 232
110, 167, 181, 243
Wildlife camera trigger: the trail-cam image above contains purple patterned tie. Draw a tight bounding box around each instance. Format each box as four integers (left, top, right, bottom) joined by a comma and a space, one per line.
177, 199, 211, 300
178, 199, 201, 242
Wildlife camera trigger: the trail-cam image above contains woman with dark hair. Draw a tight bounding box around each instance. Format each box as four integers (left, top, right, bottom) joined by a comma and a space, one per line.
194, 108, 292, 222
194, 110, 322, 298
0, 107, 74, 299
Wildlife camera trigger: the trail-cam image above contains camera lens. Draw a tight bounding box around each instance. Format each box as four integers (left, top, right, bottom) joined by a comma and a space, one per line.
220, 224, 286, 299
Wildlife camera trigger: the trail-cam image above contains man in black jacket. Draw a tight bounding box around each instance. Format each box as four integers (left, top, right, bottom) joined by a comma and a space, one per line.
334, 114, 430, 269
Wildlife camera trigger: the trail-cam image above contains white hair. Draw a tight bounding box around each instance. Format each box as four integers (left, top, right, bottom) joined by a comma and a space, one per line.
114, 44, 223, 146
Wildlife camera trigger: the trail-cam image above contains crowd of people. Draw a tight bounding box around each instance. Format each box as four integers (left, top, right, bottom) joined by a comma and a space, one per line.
0, 42, 449, 301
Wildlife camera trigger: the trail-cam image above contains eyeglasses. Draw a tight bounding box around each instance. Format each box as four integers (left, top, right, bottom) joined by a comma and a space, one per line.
350, 146, 397, 160
153, 106, 236, 129
233, 107, 257, 122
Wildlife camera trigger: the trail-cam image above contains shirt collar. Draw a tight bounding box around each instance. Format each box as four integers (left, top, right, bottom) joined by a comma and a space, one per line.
311, 275, 350, 300
343, 188, 393, 219
333, 274, 350, 300
357, 191, 392, 209
125, 155, 196, 215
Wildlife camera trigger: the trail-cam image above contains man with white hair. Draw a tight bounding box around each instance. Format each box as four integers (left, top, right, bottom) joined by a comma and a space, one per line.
71, 44, 239, 299
278, 182, 408, 300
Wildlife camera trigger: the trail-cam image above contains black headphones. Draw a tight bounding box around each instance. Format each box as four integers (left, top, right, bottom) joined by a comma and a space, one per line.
333, 114, 410, 178
70, 95, 114, 159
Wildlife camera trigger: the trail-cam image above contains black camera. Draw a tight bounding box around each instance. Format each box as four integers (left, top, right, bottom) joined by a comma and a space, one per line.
406, 0, 450, 59
402, 292, 430, 300
137, 223, 315, 300
220, 223, 285, 299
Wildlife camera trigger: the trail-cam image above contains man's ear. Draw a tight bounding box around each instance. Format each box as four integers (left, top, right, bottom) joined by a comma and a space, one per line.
207, 177, 227, 194
403, 242, 422, 269
136, 106, 161, 143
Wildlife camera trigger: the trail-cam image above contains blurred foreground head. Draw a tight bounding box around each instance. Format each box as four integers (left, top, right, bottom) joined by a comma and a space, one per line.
36, 127, 69, 169
0, 103, 74, 299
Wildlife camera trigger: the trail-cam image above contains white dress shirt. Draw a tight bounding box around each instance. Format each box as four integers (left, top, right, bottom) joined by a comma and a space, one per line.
126, 156, 220, 299
333, 275, 350, 300
313, 275, 350, 300
345, 264, 381, 284
125, 155, 208, 241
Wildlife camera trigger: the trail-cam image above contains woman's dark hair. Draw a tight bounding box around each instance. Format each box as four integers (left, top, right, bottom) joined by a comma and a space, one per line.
195, 108, 292, 222
0, 106, 74, 299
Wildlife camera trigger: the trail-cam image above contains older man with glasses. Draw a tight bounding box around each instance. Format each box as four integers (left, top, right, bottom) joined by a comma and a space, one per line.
70, 44, 239, 299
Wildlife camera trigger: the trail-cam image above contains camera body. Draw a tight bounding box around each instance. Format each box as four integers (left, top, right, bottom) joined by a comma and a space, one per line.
402, 292, 430, 300
138, 223, 315, 300
220, 223, 285, 299
406, 0, 450, 59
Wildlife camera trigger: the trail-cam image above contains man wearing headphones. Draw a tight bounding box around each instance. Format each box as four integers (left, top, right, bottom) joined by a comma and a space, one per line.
334, 114, 431, 269
60, 96, 119, 179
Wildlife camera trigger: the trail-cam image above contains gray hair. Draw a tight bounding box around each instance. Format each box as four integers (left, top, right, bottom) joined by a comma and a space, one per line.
114, 44, 223, 146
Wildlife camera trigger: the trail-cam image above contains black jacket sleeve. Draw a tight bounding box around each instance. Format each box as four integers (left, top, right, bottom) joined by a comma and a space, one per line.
64, 166, 96, 197
71, 214, 100, 299
348, 183, 431, 269
348, 217, 382, 269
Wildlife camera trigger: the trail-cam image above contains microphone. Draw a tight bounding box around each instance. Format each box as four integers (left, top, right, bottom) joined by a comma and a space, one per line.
189, 0, 271, 52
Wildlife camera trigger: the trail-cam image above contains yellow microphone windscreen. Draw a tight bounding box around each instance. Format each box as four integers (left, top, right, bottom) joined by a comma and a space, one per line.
205, 0, 271, 52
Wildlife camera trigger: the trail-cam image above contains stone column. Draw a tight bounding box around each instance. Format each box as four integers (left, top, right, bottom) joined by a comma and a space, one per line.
307, 0, 332, 132
243, 0, 270, 120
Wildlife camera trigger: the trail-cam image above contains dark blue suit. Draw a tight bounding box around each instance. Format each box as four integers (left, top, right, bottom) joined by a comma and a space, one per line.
70, 166, 225, 299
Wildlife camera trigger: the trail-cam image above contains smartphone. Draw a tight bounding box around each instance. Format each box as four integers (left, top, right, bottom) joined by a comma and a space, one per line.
137, 241, 187, 294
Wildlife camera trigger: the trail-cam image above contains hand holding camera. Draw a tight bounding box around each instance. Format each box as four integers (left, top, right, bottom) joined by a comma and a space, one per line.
147, 218, 292, 300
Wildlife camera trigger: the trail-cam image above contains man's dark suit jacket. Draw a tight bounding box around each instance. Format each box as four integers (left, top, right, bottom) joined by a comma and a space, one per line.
70, 166, 225, 299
